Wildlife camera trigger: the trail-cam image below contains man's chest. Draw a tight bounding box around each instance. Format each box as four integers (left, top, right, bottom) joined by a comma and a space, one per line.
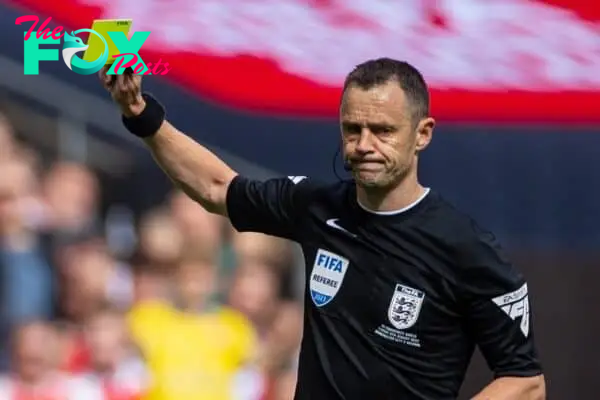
300, 221, 464, 352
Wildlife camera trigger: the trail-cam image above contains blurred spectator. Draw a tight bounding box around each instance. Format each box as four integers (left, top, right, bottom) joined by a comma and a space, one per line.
0, 157, 53, 368
169, 191, 223, 262
137, 208, 183, 268
80, 305, 149, 400
168, 192, 231, 295
42, 161, 100, 235
127, 257, 178, 361
0, 113, 16, 162
175, 256, 217, 312
55, 235, 133, 375
230, 232, 292, 269
57, 236, 132, 321
229, 231, 300, 303
0, 114, 302, 399
228, 261, 281, 338
270, 369, 297, 400
258, 303, 302, 376
55, 237, 107, 325
228, 253, 303, 399
128, 224, 264, 400
176, 253, 265, 399
0, 320, 97, 399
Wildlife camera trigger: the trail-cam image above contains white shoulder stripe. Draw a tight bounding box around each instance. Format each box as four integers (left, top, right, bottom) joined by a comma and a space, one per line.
287, 176, 307, 184
492, 283, 528, 307
492, 283, 530, 337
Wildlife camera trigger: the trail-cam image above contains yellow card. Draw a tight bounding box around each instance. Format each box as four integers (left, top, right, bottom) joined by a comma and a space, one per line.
83, 19, 133, 65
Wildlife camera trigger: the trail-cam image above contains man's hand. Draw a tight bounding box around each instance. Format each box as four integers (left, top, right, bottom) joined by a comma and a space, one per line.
99, 66, 146, 118
472, 375, 546, 400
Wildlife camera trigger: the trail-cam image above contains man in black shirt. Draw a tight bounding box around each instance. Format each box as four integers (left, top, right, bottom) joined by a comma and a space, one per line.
101, 58, 545, 399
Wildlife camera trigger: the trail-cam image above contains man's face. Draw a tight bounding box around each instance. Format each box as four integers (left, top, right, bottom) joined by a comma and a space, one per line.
228, 262, 279, 324
0, 160, 35, 235
13, 323, 55, 381
84, 312, 125, 370
340, 80, 433, 189
176, 261, 216, 311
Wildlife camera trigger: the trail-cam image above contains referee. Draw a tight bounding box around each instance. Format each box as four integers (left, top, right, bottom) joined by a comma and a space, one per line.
101, 58, 545, 400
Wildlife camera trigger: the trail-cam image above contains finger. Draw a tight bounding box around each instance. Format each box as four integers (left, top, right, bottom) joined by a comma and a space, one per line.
105, 72, 114, 87
107, 75, 122, 100
117, 74, 128, 93
129, 74, 142, 93
99, 71, 109, 89
99, 65, 112, 87
126, 77, 140, 104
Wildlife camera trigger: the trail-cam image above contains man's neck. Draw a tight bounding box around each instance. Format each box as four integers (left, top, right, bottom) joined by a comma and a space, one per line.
181, 300, 209, 314
356, 177, 426, 213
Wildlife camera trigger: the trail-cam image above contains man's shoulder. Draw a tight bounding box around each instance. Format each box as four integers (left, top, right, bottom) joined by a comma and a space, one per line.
427, 194, 514, 276
284, 176, 351, 191
282, 176, 354, 204
423, 193, 499, 250
240, 175, 349, 194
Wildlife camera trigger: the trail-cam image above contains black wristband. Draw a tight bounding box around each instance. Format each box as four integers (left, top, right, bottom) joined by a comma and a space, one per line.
122, 93, 166, 138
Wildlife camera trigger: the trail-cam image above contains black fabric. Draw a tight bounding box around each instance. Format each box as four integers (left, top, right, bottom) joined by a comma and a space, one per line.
226, 176, 542, 400
122, 93, 166, 138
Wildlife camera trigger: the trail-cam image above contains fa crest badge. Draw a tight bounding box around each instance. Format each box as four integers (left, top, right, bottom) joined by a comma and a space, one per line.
387, 284, 425, 330
309, 249, 349, 307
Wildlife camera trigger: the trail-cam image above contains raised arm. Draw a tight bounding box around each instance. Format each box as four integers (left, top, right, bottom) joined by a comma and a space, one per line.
100, 68, 236, 216
141, 120, 236, 215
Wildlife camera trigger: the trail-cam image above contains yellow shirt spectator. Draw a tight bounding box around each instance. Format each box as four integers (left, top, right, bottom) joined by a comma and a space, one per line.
128, 299, 178, 361
128, 301, 257, 400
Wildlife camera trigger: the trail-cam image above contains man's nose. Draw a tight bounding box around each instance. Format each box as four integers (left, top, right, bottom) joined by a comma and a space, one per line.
355, 130, 374, 154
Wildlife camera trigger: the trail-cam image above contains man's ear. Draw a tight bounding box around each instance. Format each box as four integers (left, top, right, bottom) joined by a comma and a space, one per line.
415, 117, 435, 152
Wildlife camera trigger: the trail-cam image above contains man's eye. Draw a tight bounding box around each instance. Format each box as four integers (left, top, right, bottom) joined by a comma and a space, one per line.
373, 127, 394, 134
343, 125, 361, 134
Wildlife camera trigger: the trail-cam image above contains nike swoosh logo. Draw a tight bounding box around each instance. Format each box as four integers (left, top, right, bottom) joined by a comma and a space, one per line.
326, 218, 357, 237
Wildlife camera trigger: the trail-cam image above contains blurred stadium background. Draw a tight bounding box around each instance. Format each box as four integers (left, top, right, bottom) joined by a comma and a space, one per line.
0, 0, 599, 399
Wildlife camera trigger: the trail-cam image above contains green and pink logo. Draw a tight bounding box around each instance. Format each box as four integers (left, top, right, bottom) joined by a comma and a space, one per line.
16, 15, 172, 76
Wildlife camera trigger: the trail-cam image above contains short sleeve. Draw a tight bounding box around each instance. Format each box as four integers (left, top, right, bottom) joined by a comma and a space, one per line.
226, 175, 317, 241
458, 227, 542, 378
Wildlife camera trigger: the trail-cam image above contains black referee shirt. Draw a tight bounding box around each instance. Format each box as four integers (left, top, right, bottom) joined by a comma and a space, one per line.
226, 175, 542, 400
